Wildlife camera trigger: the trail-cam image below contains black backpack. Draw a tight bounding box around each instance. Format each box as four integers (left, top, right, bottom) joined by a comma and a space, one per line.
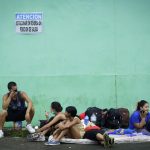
105, 108, 122, 129
118, 108, 130, 128
85, 107, 107, 127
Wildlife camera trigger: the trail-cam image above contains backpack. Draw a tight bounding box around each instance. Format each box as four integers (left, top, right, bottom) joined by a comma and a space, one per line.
85, 107, 106, 127
118, 108, 130, 128
105, 108, 122, 129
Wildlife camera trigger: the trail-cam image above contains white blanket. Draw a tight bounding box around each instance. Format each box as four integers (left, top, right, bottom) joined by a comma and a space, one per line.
109, 133, 150, 143
60, 133, 150, 144
60, 138, 97, 144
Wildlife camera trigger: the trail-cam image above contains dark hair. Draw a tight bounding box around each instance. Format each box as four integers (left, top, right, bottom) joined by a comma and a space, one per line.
65, 106, 77, 117
7, 81, 17, 90
51, 101, 63, 112
136, 100, 148, 111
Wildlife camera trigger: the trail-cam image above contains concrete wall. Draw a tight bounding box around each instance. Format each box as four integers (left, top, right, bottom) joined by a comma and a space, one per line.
0, 0, 150, 126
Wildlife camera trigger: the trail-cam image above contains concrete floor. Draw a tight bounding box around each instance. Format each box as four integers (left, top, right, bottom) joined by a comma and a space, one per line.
0, 137, 150, 150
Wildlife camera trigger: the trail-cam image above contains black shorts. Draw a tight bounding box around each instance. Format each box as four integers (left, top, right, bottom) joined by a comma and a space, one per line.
83, 129, 105, 141
6, 108, 27, 122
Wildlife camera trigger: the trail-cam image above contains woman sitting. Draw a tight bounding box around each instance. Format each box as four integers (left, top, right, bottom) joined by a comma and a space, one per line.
129, 100, 150, 135
29, 101, 66, 141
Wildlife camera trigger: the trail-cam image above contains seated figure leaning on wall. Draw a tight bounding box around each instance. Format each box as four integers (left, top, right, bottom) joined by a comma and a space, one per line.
129, 100, 150, 135
0, 81, 35, 138
29, 101, 66, 141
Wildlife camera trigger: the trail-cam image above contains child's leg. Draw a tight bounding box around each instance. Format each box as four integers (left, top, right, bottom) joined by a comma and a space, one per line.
84, 130, 104, 142
83, 129, 114, 147
53, 128, 62, 137
41, 128, 51, 135
44, 129, 69, 145
96, 133, 104, 141
53, 126, 81, 140
54, 129, 69, 140
103, 133, 114, 148
51, 120, 70, 140
95, 131, 114, 147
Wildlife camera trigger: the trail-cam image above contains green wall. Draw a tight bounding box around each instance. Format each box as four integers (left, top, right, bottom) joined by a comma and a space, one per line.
0, 0, 150, 126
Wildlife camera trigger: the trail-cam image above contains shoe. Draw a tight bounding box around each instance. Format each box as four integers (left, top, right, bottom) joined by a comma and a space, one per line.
103, 133, 114, 148
0, 130, 4, 138
109, 137, 114, 147
26, 124, 35, 134
34, 134, 45, 142
103, 133, 110, 148
45, 140, 60, 145
48, 135, 53, 141
27, 133, 40, 141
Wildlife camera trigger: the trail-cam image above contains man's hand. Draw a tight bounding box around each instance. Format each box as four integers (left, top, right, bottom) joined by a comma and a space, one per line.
9, 91, 16, 99
2, 90, 17, 110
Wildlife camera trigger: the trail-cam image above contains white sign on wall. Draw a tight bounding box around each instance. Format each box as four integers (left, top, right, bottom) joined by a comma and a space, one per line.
15, 12, 43, 34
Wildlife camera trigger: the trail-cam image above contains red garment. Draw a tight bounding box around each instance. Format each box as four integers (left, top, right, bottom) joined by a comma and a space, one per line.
79, 112, 85, 119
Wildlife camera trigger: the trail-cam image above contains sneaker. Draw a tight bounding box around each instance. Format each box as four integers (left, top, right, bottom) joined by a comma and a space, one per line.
27, 133, 40, 141
0, 130, 4, 138
48, 135, 53, 141
109, 137, 114, 147
103, 133, 110, 148
26, 124, 35, 134
103, 133, 114, 148
34, 134, 45, 142
45, 140, 60, 145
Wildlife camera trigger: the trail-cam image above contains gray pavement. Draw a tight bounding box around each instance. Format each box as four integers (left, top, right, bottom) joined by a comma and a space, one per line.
0, 137, 150, 150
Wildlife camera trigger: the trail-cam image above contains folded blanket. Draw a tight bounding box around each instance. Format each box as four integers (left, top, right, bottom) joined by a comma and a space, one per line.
109, 133, 150, 143
61, 133, 150, 144
108, 128, 136, 136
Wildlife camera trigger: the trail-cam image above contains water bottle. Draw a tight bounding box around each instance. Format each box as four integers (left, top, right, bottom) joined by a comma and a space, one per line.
90, 113, 97, 124
84, 115, 89, 125
14, 121, 22, 130
34, 126, 39, 132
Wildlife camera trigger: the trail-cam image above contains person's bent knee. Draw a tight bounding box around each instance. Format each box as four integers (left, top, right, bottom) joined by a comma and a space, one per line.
30, 107, 35, 114
25, 114, 30, 122
0, 110, 8, 117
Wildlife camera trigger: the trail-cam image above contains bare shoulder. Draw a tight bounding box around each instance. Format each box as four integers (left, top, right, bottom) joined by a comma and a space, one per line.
57, 112, 66, 119
20, 91, 27, 95
74, 116, 81, 123
20, 91, 28, 97
19, 91, 30, 101
3, 93, 8, 99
